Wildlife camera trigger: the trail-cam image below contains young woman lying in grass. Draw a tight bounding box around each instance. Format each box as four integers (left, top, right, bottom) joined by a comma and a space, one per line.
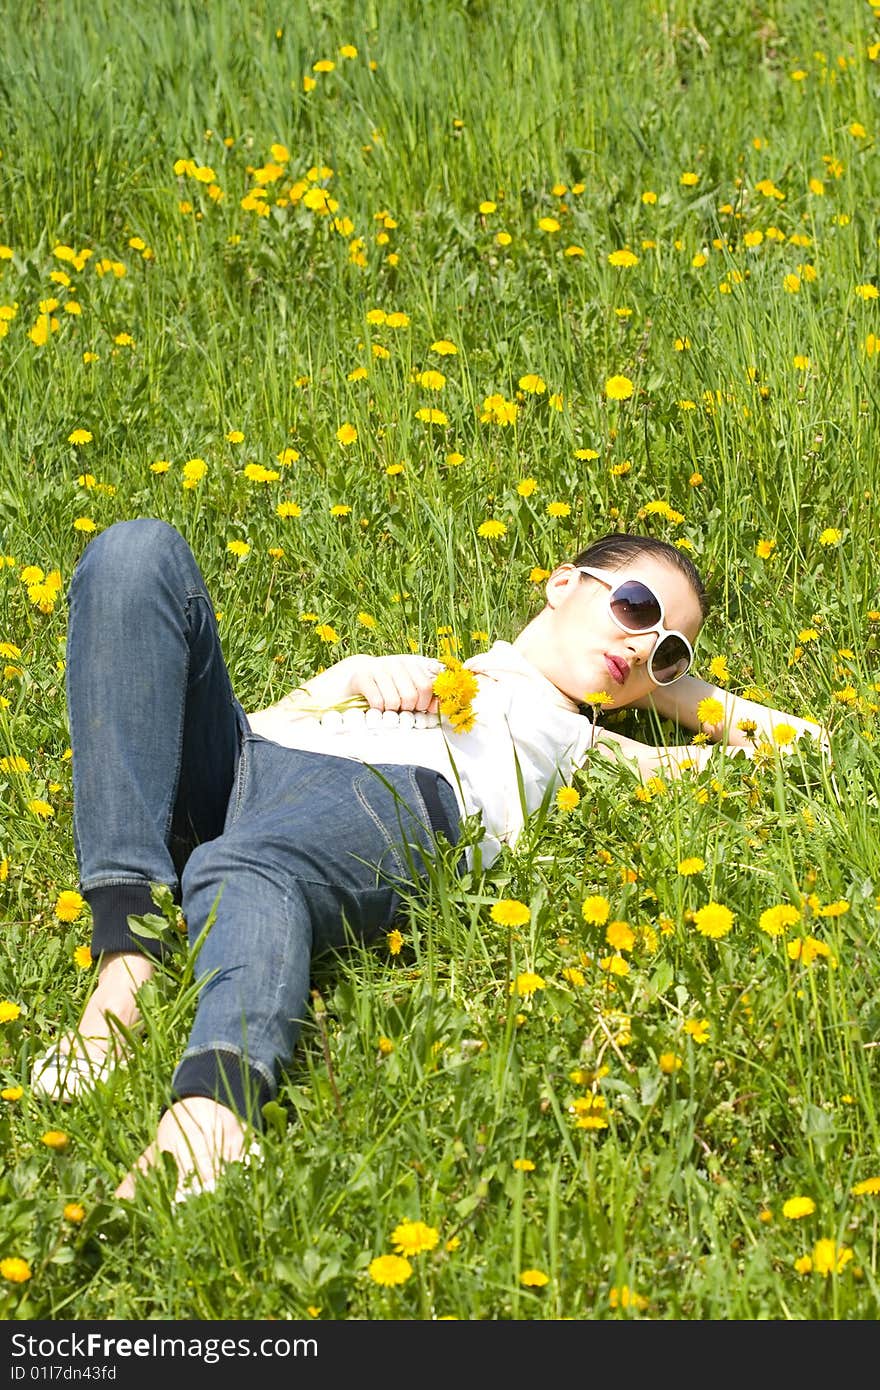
31, 519, 827, 1201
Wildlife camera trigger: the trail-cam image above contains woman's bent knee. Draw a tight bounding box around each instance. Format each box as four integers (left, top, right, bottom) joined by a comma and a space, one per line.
70, 518, 195, 606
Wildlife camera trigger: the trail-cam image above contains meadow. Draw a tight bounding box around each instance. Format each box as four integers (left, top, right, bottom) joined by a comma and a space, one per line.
0, 0, 879, 1321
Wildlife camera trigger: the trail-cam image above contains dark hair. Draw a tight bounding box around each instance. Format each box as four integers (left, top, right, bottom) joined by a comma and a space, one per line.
568, 532, 710, 620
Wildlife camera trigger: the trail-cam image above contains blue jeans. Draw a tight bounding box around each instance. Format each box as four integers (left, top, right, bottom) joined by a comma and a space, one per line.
66, 518, 460, 1122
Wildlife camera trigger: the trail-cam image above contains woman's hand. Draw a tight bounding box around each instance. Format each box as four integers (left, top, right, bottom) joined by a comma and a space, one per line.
345, 654, 445, 714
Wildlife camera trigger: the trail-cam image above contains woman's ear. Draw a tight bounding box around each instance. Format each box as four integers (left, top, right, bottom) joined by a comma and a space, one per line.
544, 565, 581, 609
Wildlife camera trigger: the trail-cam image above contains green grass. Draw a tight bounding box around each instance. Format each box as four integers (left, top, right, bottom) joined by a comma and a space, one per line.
1, 0, 879, 1319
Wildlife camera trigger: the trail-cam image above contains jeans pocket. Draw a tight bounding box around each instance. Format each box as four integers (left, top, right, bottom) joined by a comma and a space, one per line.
352, 766, 441, 888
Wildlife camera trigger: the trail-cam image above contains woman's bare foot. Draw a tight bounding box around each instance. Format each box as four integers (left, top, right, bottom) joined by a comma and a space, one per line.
115, 1098, 249, 1201
31, 951, 156, 1100
75, 950, 155, 1061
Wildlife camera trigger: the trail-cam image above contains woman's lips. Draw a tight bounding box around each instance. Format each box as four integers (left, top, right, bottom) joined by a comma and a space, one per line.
605, 654, 629, 685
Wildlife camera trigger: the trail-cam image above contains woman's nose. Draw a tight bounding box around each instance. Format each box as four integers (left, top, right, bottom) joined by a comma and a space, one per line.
624, 631, 657, 665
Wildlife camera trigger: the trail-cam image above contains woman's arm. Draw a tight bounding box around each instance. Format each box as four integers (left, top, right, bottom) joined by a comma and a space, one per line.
628, 673, 829, 750
589, 725, 720, 780
258, 653, 444, 717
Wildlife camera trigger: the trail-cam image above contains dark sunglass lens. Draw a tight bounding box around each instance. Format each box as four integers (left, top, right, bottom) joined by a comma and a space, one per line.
651, 634, 691, 683
610, 580, 661, 632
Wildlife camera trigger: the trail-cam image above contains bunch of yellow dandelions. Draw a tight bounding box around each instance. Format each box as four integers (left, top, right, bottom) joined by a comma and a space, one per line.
432, 661, 478, 733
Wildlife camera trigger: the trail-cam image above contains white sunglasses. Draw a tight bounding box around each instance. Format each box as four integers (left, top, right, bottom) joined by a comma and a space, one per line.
577, 565, 695, 685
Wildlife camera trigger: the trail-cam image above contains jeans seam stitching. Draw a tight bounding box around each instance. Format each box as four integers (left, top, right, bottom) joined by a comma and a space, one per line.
227, 738, 253, 826
351, 775, 408, 882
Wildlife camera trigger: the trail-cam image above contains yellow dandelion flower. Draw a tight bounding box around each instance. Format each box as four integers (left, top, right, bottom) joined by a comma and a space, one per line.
336, 423, 357, 446
430, 339, 458, 355
416, 369, 445, 390
851, 1176, 880, 1197
68, 429, 93, 445
243, 464, 280, 484
513, 1158, 535, 1171
386, 928, 404, 955
659, 1052, 683, 1074
696, 696, 725, 726
819, 527, 841, 546
520, 1269, 549, 1287
1, 1087, 24, 1102
537, 217, 560, 233
510, 971, 545, 998
605, 919, 634, 952
518, 373, 546, 394
817, 899, 849, 918
782, 1195, 815, 1220
480, 393, 518, 425
812, 1239, 853, 1277
758, 904, 800, 937
582, 894, 610, 926
555, 786, 580, 812
54, 890, 84, 922
604, 374, 634, 400
415, 408, 448, 425
609, 1285, 648, 1310
64, 1203, 86, 1224
684, 1018, 710, 1044
772, 722, 797, 747
693, 902, 734, 939
0, 1258, 31, 1283
182, 458, 207, 486
0, 1001, 22, 1023
477, 519, 506, 539
41, 1129, 69, 1150
490, 898, 531, 927
391, 1221, 439, 1256
677, 856, 705, 876
367, 1254, 412, 1286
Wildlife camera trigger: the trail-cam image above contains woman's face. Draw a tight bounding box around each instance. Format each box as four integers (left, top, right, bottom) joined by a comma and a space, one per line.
530, 554, 705, 708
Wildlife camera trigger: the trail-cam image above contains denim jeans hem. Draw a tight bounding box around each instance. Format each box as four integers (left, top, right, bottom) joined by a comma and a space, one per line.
171, 1046, 274, 1125
85, 881, 172, 959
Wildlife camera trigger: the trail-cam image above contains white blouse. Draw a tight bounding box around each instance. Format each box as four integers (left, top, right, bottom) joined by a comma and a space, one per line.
246, 641, 595, 868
